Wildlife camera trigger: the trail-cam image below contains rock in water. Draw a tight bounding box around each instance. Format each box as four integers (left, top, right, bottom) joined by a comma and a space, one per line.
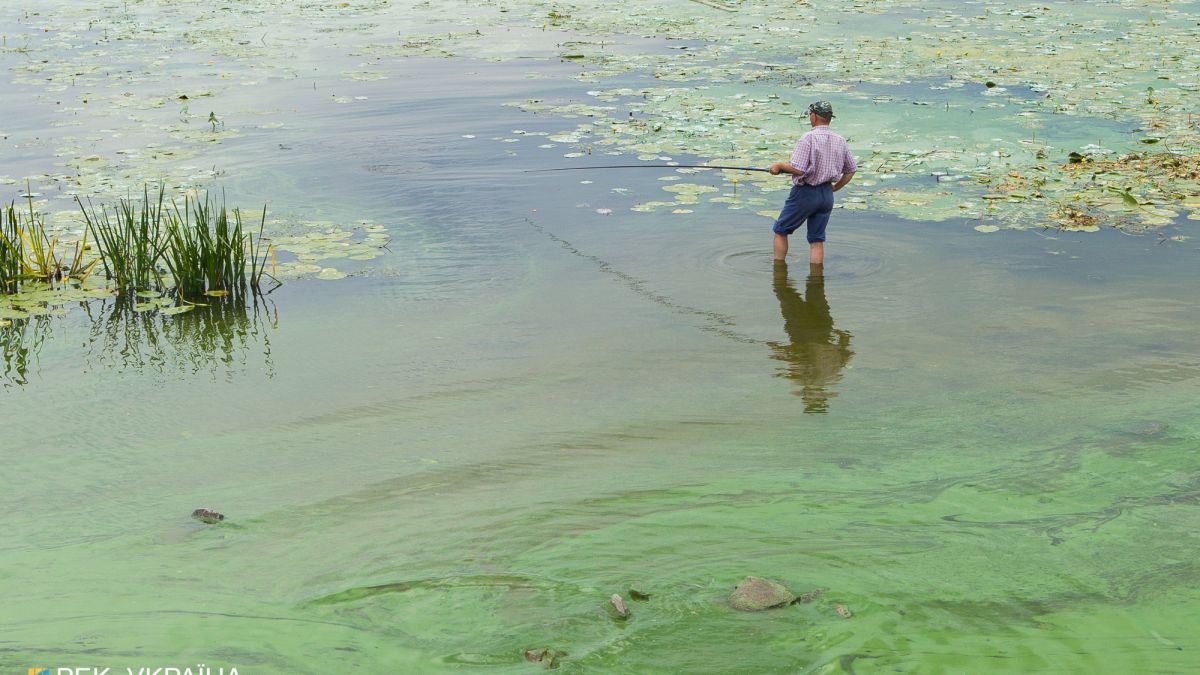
525, 648, 565, 668
629, 588, 652, 601
191, 508, 224, 524
729, 576, 797, 611
610, 593, 629, 618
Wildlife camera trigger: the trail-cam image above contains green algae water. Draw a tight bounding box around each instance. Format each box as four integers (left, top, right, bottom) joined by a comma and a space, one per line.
3, 1, 1199, 673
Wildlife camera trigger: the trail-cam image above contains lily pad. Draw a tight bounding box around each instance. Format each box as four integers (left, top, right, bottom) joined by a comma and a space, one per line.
662, 183, 720, 196
316, 268, 349, 280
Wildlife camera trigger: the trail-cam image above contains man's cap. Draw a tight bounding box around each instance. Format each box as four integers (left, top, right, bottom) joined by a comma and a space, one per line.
808, 101, 835, 119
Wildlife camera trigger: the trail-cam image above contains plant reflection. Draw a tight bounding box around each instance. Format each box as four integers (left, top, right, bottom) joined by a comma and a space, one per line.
768, 260, 854, 413
1, 314, 52, 387
82, 294, 277, 378
1, 294, 277, 386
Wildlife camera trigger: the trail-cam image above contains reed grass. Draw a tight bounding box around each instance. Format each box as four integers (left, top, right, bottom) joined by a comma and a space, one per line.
78, 186, 168, 291
1, 192, 97, 294
78, 186, 275, 300
0, 203, 22, 293
163, 192, 268, 299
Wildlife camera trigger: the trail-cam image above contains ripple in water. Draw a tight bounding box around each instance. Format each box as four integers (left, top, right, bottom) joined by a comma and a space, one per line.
361, 162, 436, 176
692, 232, 889, 288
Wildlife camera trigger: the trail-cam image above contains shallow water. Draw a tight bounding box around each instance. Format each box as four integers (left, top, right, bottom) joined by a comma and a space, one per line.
3, 2, 1199, 673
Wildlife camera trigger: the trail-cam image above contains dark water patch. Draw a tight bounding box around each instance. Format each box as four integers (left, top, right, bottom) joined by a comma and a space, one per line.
361, 162, 435, 176
310, 574, 581, 606
915, 592, 1110, 629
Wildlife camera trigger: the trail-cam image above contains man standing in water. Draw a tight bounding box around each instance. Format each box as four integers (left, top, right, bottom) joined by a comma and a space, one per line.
768, 101, 857, 264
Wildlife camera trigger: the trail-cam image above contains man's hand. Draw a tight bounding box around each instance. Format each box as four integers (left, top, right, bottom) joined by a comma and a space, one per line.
769, 162, 783, 175
832, 171, 855, 192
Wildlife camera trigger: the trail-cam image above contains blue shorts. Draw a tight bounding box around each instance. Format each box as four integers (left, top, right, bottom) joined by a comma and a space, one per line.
772, 183, 834, 242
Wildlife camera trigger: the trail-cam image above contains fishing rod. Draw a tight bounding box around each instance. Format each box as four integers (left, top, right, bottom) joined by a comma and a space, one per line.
525, 164, 772, 173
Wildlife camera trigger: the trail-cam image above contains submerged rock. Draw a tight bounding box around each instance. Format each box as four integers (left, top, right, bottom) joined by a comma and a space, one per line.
1128, 420, 1167, 437
729, 576, 797, 611
797, 587, 826, 604
191, 508, 224, 524
610, 593, 629, 618
525, 648, 565, 668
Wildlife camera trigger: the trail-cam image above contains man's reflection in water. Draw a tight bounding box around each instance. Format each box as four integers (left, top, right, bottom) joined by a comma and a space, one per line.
769, 260, 853, 413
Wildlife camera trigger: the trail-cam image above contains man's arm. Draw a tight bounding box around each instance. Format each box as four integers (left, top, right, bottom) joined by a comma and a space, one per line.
771, 135, 810, 176
832, 171, 855, 192
834, 144, 858, 192
769, 162, 804, 176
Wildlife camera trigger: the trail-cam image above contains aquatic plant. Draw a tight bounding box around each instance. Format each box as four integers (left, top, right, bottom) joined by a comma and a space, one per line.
78, 186, 168, 291
1, 193, 97, 293
78, 186, 275, 300
0, 204, 21, 293
162, 192, 264, 300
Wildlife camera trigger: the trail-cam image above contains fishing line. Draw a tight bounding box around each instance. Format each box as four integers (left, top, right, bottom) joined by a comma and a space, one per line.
524, 164, 771, 173
523, 218, 763, 346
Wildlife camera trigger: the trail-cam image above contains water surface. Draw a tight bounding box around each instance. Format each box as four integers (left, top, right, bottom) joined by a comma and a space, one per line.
2, 2, 1198, 673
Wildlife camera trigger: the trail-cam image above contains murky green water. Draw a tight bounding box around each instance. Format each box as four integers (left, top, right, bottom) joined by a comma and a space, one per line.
3, 1, 1199, 673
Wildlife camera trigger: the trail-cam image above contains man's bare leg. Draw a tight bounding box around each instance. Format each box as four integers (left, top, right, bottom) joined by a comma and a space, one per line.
809, 241, 824, 265
773, 233, 789, 261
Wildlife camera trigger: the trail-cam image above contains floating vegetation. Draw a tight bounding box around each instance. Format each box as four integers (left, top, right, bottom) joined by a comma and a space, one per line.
455, 0, 1200, 233
268, 222, 390, 280
0, 282, 113, 322
4, 0, 1196, 244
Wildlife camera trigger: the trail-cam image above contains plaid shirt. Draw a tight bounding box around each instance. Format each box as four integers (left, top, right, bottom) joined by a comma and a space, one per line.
789, 126, 856, 186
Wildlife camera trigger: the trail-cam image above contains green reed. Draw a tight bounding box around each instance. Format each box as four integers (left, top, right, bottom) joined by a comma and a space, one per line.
2, 192, 97, 293
164, 193, 242, 299
0, 203, 21, 293
79, 186, 274, 299
78, 186, 168, 291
